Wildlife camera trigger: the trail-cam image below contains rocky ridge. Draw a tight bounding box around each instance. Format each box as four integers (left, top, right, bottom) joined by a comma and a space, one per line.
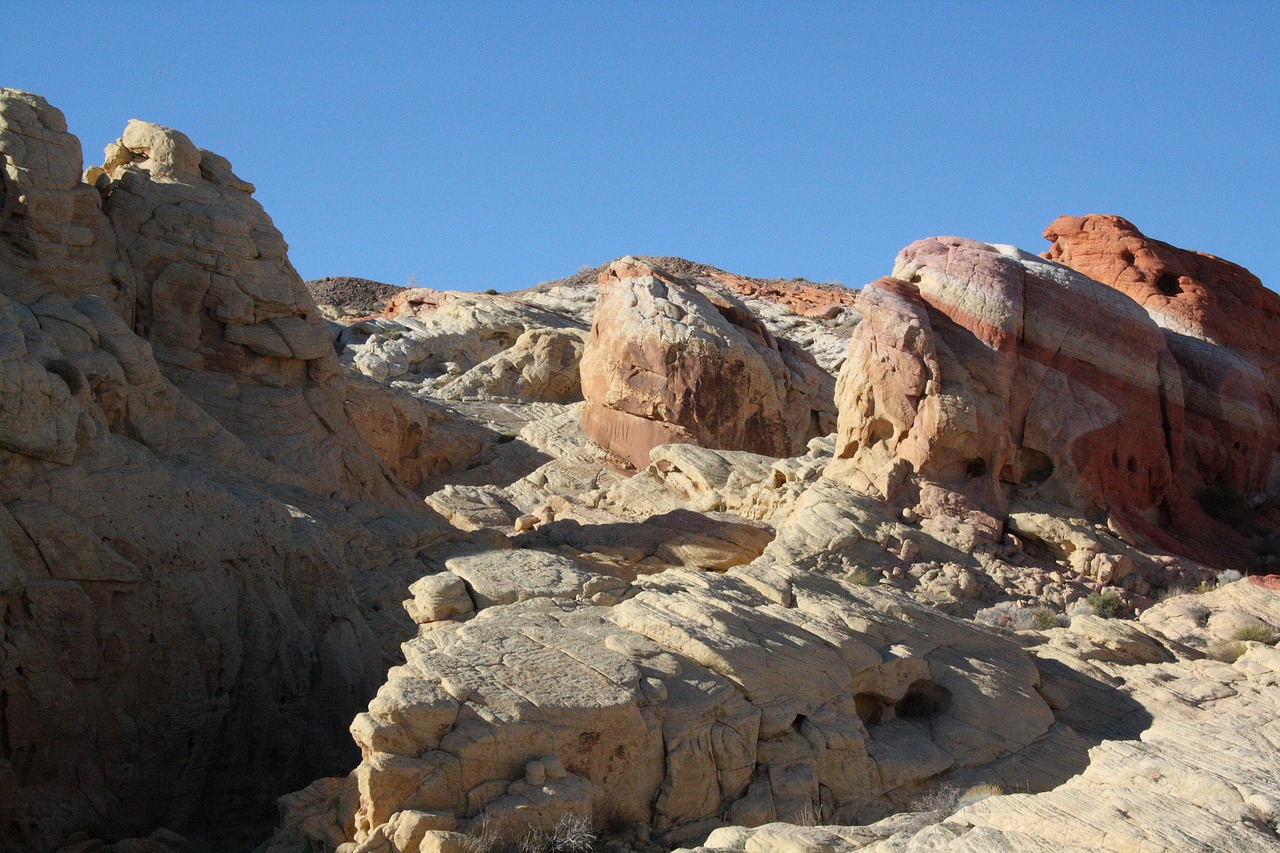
2, 88, 1279, 853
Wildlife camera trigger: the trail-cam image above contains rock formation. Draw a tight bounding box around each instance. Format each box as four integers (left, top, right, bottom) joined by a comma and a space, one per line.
828, 236, 1183, 530
1045, 214, 1280, 557
580, 257, 837, 469
681, 577, 1280, 853
276, 564, 1054, 850
0, 90, 457, 851
6, 84, 1280, 853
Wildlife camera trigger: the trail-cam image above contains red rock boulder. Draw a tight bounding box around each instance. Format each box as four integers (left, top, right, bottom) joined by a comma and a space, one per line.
581, 257, 836, 468
827, 236, 1184, 530
1045, 215, 1280, 512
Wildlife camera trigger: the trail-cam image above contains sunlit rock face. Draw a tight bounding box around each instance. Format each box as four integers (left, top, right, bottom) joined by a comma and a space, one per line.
828, 237, 1183, 526
580, 257, 836, 469
1045, 214, 1280, 537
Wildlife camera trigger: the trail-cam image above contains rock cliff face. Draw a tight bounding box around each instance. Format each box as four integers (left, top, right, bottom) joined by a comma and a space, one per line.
827, 232, 1280, 568
580, 258, 837, 469
1045, 214, 1280, 551
827, 237, 1183, 528
0, 91, 455, 851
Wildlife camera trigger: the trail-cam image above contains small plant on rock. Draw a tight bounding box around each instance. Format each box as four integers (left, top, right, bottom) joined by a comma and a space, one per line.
1216, 569, 1244, 586
1232, 623, 1280, 645
1086, 591, 1125, 619
957, 783, 1003, 808
1206, 640, 1247, 663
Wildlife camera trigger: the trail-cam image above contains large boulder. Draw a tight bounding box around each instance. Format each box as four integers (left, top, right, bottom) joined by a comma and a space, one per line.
580, 258, 836, 469
1045, 214, 1280, 531
827, 237, 1183, 533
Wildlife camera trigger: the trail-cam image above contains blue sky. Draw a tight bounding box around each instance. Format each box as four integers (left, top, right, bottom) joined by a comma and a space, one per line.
7, 2, 1278, 291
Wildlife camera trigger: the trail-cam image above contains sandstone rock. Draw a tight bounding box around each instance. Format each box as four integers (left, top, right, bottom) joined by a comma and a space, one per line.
580, 257, 836, 469
344, 373, 500, 492
438, 326, 586, 402
404, 574, 475, 624
517, 256, 861, 373
0, 91, 454, 850
298, 566, 1052, 846
1045, 214, 1280, 562
828, 237, 1182, 535
352, 289, 583, 384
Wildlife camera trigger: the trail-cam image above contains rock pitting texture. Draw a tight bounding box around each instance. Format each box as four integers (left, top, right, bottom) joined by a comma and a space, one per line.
287, 563, 1052, 848
0, 91, 455, 851
581, 257, 837, 469
1045, 214, 1280, 538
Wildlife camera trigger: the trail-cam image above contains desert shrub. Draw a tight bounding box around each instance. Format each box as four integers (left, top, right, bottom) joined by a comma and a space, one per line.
846, 567, 875, 586
1206, 640, 1247, 663
910, 782, 960, 813
1185, 602, 1212, 626
1086, 591, 1125, 619
957, 783, 1003, 808
1232, 623, 1280, 645
485, 288, 499, 295
1196, 483, 1251, 530
975, 601, 1063, 631
1216, 569, 1243, 586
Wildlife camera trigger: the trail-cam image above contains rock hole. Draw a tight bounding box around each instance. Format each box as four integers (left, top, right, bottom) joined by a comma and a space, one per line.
1156, 274, 1183, 297
791, 714, 807, 735
1018, 448, 1054, 485
1119, 249, 1135, 264
965, 458, 987, 479
1127, 456, 1138, 473
854, 693, 885, 726
44, 358, 84, 395
866, 418, 894, 449
895, 680, 952, 720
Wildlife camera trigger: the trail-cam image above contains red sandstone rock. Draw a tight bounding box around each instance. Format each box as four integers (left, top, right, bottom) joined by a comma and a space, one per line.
1045, 215, 1280, 513
580, 257, 836, 469
827, 236, 1184, 533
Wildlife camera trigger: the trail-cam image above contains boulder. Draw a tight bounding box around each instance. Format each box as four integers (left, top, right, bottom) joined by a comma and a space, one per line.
438, 326, 586, 402
827, 237, 1183, 534
580, 257, 836, 469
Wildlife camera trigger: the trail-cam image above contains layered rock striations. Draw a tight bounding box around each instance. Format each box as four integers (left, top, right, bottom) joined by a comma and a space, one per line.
0, 91, 456, 851
580, 258, 837, 469
827, 237, 1183, 528
1045, 214, 1280, 548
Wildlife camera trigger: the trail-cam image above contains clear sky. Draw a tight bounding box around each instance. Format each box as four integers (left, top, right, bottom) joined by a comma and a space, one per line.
6, 2, 1278, 292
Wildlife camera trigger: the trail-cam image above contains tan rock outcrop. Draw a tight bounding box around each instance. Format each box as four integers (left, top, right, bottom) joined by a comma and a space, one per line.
580, 258, 836, 469
0, 92, 455, 851
438, 326, 585, 402
290, 564, 1052, 848
682, 578, 1280, 853
352, 290, 584, 385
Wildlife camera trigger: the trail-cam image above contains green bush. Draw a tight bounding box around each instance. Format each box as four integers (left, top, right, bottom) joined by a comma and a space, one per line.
1086, 591, 1125, 619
